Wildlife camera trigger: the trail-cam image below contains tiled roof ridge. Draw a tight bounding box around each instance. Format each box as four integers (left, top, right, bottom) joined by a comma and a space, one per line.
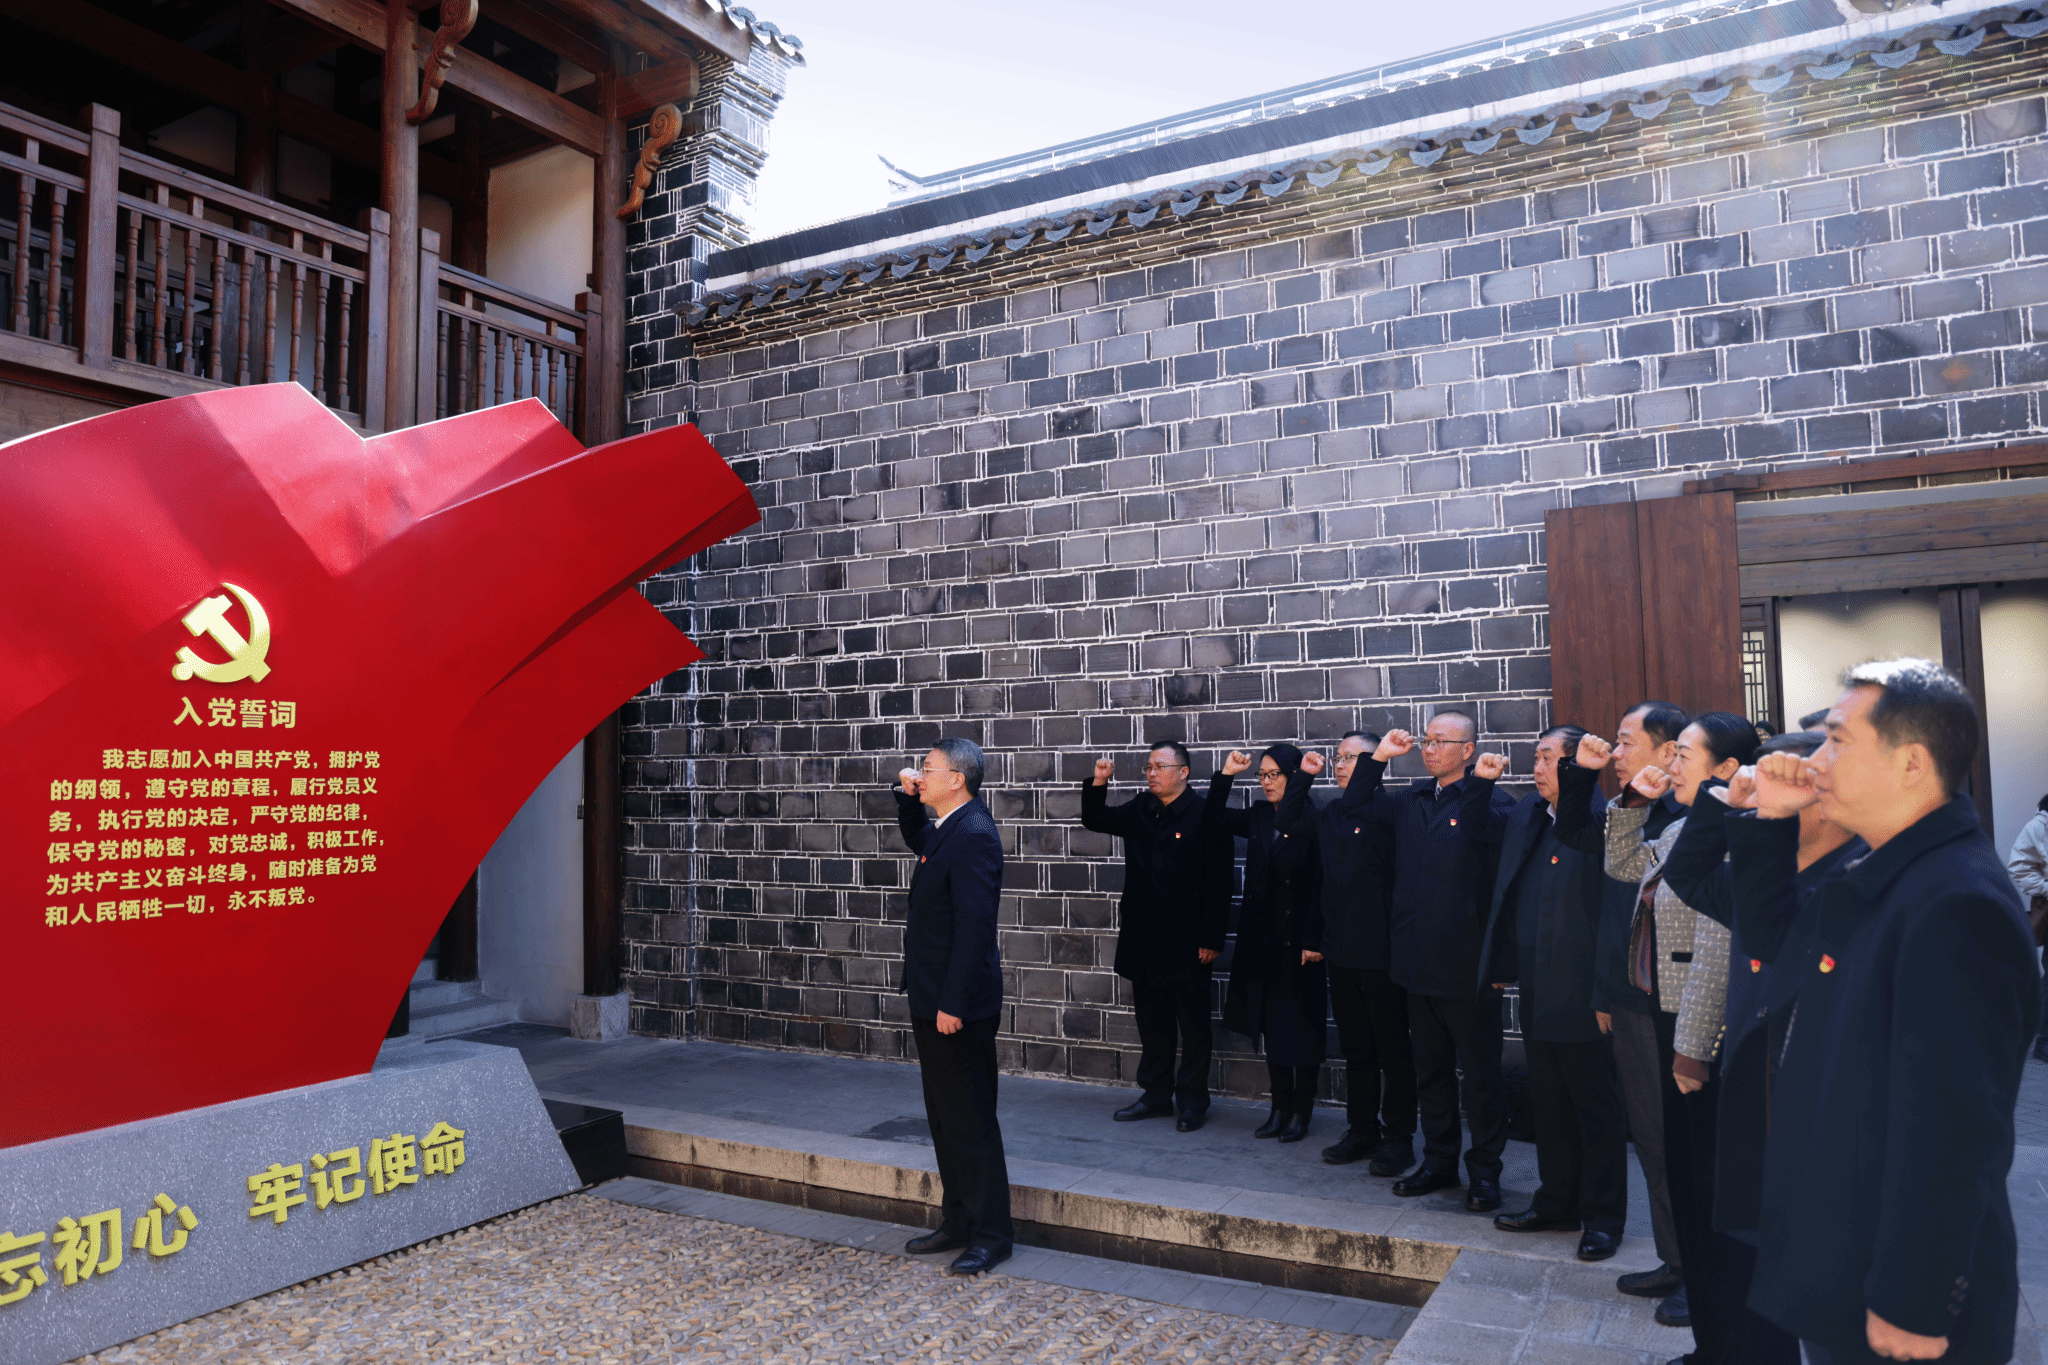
881, 0, 1774, 205
688, 4, 2041, 326
700, 2, 805, 60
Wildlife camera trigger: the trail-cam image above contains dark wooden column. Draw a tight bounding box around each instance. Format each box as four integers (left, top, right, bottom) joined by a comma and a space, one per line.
237, 0, 277, 207
1938, 585, 1997, 836
582, 714, 624, 997
451, 101, 489, 275
380, 0, 421, 428
437, 871, 479, 982
1635, 491, 1744, 716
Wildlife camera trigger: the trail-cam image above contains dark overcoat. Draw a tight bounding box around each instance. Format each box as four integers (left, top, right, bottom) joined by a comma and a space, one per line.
1476, 788, 1608, 1041
1552, 756, 1685, 1017
1273, 770, 1396, 971
1202, 773, 1325, 1045
894, 792, 1005, 1023
1743, 796, 2039, 1361
1080, 780, 1231, 982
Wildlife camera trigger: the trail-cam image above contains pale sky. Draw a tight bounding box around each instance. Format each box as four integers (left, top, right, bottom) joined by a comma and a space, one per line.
746, 0, 1629, 242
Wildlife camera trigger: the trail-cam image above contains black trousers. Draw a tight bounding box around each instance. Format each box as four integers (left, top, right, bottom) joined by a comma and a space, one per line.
1525, 1035, 1628, 1235
1409, 991, 1508, 1181
1264, 1060, 1321, 1116
1328, 965, 1417, 1141
1658, 1014, 1795, 1365
1131, 971, 1213, 1112
911, 1014, 1013, 1252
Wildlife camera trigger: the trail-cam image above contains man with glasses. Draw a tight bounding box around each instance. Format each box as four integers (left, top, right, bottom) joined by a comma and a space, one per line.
1082, 740, 1231, 1130
1280, 732, 1417, 1175
1334, 711, 1515, 1211
893, 738, 1012, 1276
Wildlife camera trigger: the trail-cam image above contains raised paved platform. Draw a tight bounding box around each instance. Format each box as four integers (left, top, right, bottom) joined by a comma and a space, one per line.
445, 1026, 2048, 1364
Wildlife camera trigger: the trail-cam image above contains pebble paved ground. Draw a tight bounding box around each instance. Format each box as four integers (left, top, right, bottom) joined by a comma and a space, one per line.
82, 1194, 1394, 1364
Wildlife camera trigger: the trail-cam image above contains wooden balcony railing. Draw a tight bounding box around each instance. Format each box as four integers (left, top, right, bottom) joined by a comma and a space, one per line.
1, 100, 593, 441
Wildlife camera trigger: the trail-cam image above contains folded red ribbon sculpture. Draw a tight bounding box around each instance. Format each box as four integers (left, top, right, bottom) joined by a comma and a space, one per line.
0, 385, 757, 1147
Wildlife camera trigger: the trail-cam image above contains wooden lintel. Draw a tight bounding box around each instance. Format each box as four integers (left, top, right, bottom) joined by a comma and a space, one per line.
540, 0, 706, 66
262, 0, 603, 154
618, 54, 697, 118
487, 0, 611, 77
1, 0, 461, 197
259, 22, 348, 72
630, 0, 750, 64
1683, 444, 2048, 496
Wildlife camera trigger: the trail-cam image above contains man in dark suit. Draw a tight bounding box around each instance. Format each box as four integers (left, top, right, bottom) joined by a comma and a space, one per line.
1281, 732, 1416, 1174
1335, 710, 1516, 1211
1477, 725, 1627, 1263
1555, 699, 1693, 1322
1081, 740, 1231, 1130
892, 737, 1012, 1276
1739, 660, 2039, 1364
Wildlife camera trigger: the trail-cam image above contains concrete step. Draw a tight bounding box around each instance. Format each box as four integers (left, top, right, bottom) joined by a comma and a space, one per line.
410, 992, 518, 1039
412, 957, 438, 984
408, 976, 482, 1011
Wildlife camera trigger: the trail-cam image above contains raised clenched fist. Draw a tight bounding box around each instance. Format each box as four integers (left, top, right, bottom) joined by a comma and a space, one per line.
1473, 751, 1508, 781
898, 767, 922, 797
1576, 733, 1614, 771
1754, 750, 1822, 820
1222, 750, 1253, 776
1300, 751, 1327, 776
1092, 757, 1115, 786
1630, 764, 1673, 800
1375, 729, 1415, 761
1723, 766, 1759, 810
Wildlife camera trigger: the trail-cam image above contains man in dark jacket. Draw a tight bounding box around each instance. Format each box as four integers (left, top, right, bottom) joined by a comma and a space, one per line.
1477, 724, 1626, 1263
1280, 732, 1416, 1175
1738, 660, 2039, 1365
1081, 740, 1231, 1130
1554, 699, 1692, 1319
1335, 710, 1515, 1211
892, 737, 1012, 1277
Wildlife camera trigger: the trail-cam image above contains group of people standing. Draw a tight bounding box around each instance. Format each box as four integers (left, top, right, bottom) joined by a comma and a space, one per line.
884, 657, 2040, 1365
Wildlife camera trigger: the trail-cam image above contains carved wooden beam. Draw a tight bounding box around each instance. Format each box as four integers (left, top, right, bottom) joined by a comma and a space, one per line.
616, 101, 684, 218
405, 0, 478, 123
616, 53, 697, 118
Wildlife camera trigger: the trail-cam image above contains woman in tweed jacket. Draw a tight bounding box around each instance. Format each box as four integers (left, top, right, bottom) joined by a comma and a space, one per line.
1602, 710, 1760, 1365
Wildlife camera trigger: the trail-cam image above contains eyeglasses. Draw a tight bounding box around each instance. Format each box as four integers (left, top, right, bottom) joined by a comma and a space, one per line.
1142, 763, 1186, 774
1256, 770, 1287, 782
918, 763, 957, 776
1419, 739, 1471, 751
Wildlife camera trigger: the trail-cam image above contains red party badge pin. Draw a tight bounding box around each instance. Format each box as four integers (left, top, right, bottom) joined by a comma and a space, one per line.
1819, 954, 1836, 973
1750, 959, 1762, 973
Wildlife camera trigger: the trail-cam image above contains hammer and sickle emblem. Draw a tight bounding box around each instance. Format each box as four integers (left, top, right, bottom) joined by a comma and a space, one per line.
171, 583, 272, 684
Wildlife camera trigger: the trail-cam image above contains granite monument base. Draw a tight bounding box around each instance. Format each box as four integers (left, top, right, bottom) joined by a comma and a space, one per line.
0, 1040, 580, 1365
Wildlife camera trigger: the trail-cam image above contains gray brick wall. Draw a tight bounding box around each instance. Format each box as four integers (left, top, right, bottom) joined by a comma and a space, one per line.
617, 44, 2048, 1096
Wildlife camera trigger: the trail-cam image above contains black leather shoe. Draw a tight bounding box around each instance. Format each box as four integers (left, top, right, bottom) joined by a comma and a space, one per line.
1321, 1128, 1376, 1164
1577, 1230, 1620, 1261
1276, 1112, 1312, 1143
1654, 1286, 1691, 1327
1366, 1140, 1416, 1178
1465, 1178, 1502, 1213
905, 1229, 969, 1255
1617, 1262, 1683, 1298
1392, 1166, 1459, 1197
1493, 1208, 1578, 1233
1253, 1108, 1287, 1139
945, 1245, 1012, 1277
1114, 1098, 1174, 1122
1175, 1110, 1204, 1133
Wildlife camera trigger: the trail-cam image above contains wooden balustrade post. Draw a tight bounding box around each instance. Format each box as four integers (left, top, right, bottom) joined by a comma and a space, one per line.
575, 289, 602, 445
359, 207, 390, 432
416, 226, 440, 425
381, 0, 420, 425
587, 46, 627, 447
76, 104, 120, 368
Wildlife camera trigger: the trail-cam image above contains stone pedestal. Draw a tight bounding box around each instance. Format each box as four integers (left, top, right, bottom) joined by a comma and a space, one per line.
570, 990, 632, 1041
0, 1041, 579, 1365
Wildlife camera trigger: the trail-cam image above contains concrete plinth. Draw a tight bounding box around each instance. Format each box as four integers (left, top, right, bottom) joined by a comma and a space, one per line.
569, 990, 631, 1041
0, 1040, 579, 1365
